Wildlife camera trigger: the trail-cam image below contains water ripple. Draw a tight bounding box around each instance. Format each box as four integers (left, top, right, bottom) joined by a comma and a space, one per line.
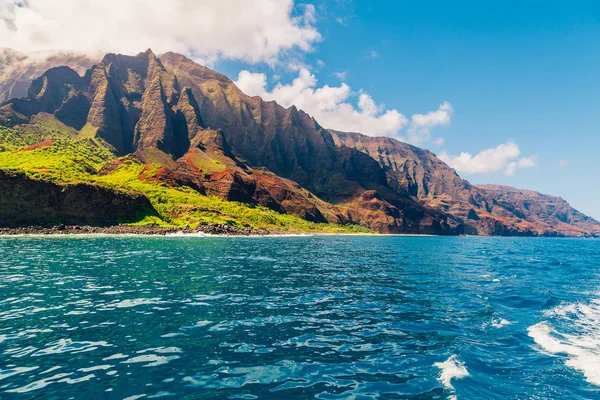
0, 236, 599, 398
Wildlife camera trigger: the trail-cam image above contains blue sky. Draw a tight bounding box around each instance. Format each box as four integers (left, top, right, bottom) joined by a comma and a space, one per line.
216, 0, 600, 219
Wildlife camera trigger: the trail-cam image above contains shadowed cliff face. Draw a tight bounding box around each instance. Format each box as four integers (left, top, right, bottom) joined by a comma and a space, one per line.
330, 130, 600, 237
476, 185, 600, 237
157, 52, 456, 233
0, 49, 456, 234
0, 50, 597, 236
0, 170, 155, 226
158, 52, 390, 197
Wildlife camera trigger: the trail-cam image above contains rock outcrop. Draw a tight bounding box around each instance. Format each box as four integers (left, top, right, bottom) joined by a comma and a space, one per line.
476, 185, 600, 237
0, 170, 156, 226
331, 130, 600, 237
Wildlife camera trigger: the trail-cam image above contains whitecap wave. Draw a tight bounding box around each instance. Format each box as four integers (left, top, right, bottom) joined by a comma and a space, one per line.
434, 355, 469, 391
491, 318, 513, 328
528, 298, 600, 386
165, 232, 314, 238
166, 231, 214, 237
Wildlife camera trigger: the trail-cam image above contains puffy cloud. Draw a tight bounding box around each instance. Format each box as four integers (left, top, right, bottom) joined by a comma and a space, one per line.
234, 71, 269, 98
234, 70, 535, 177
439, 141, 537, 176
0, 0, 320, 64
235, 68, 454, 138
332, 71, 348, 80
407, 101, 453, 145
505, 156, 537, 176
235, 68, 409, 136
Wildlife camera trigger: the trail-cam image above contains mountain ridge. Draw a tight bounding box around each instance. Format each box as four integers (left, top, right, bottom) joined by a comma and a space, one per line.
0, 49, 597, 237
330, 129, 599, 236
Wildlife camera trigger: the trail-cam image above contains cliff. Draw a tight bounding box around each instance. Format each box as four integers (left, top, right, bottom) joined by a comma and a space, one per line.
0, 49, 597, 236
0, 170, 155, 226
331, 130, 599, 237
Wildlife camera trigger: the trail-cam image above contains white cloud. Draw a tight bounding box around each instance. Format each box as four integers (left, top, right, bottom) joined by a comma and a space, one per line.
1, 0, 454, 143
235, 68, 410, 136
407, 101, 453, 145
235, 70, 269, 98
439, 141, 537, 176
505, 156, 537, 176
554, 159, 569, 167
333, 71, 348, 80
0, 0, 320, 64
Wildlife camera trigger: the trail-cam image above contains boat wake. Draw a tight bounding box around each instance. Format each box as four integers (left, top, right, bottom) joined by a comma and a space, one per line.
528, 297, 600, 386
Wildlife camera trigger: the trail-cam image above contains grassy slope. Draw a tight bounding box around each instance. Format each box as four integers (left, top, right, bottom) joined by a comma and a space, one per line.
0, 119, 371, 233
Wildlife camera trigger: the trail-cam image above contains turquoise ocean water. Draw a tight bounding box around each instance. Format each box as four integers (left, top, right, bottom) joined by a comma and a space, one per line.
0, 235, 599, 399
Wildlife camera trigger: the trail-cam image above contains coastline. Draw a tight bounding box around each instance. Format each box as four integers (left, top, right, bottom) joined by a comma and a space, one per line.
0, 224, 410, 237
0, 225, 594, 239
0, 223, 288, 237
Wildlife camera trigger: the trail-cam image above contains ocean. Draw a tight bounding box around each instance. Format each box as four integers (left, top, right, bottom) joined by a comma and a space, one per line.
0, 235, 599, 399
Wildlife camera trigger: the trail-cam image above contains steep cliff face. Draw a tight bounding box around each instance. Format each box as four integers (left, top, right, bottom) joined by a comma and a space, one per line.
0, 49, 597, 236
477, 185, 600, 237
330, 130, 600, 237
0, 170, 155, 226
159, 52, 389, 198
159, 52, 455, 233
0, 50, 454, 234
330, 130, 486, 214
330, 130, 474, 197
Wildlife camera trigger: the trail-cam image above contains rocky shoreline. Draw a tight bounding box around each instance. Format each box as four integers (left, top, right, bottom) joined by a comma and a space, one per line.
0, 223, 288, 236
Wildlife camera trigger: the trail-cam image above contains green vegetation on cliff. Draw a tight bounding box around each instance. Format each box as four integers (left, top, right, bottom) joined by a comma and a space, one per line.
0, 121, 370, 233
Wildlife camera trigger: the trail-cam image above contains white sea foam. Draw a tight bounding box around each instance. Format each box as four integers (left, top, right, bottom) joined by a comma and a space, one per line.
165, 232, 314, 238
528, 298, 600, 386
491, 318, 513, 328
166, 231, 214, 237
434, 355, 469, 391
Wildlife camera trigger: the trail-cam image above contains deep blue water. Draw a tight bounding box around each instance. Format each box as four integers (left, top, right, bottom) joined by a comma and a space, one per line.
0, 235, 599, 399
